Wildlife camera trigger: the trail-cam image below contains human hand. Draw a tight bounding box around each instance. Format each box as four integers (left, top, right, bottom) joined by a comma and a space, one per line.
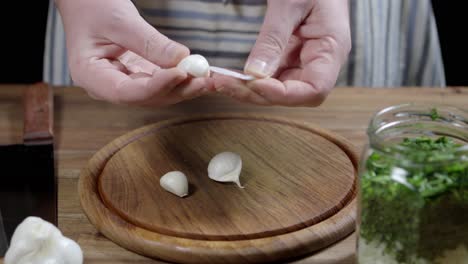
56, 0, 208, 107
212, 0, 351, 106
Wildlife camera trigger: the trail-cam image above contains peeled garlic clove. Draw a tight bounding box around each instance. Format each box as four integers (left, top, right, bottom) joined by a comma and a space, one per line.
160, 171, 189, 197
208, 152, 243, 188
177, 54, 210, 77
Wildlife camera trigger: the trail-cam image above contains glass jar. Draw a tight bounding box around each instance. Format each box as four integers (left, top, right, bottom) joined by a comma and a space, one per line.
356, 104, 468, 264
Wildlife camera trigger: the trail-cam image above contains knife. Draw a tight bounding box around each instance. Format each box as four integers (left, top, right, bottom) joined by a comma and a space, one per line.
0, 83, 56, 256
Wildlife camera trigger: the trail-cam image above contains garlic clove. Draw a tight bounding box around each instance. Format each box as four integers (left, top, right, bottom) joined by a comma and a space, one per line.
160, 171, 189, 197
208, 152, 244, 188
177, 54, 210, 77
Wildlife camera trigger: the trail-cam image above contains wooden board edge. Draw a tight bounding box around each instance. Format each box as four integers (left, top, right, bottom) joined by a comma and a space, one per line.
78, 114, 359, 263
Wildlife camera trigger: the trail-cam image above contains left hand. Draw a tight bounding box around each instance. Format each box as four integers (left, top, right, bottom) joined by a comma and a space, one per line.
211, 0, 351, 106
56, 0, 208, 107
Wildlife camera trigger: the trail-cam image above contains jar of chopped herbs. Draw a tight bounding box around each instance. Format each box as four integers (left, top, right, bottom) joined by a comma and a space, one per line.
357, 104, 468, 264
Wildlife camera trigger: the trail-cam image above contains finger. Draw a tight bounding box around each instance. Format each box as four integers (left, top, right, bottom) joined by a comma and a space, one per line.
248, 78, 328, 107
276, 35, 302, 75
171, 78, 209, 99
211, 73, 272, 105
119, 51, 160, 75
299, 0, 351, 63
244, 0, 309, 77
248, 38, 341, 107
108, 12, 189, 67
129, 72, 152, 79
74, 58, 188, 105
118, 68, 189, 105
276, 68, 302, 82
144, 77, 209, 107
71, 58, 131, 101
299, 38, 343, 96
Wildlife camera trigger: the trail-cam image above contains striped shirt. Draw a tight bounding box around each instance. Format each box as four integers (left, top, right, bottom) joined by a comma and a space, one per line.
44, 0, 446, 87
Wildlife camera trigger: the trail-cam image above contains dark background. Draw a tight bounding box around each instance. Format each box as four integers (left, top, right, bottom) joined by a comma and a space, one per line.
431, 1, 466, 86
0, 1, 465, 86
1, 1, 49, 84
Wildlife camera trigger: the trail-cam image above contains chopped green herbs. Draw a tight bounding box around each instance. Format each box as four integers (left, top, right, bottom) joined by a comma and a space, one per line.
367, 136, 467, 199
360, 136, 468, 263
430, 108, 439, 121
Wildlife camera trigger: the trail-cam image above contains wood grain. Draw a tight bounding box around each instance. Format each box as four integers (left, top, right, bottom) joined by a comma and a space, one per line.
23, 82, 53, 145
1, 86, 467, 263
80, 115, 358, 263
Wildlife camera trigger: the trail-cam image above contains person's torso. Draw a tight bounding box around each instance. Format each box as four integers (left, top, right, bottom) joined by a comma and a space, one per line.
44, 0, 445, 87
133, 0, 266, 70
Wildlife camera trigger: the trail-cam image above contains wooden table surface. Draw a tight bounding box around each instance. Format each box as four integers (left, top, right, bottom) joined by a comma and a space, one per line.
0, 86, 466, 263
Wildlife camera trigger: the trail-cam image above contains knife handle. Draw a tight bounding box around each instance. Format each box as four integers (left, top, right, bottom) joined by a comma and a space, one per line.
23, 82, 54, 145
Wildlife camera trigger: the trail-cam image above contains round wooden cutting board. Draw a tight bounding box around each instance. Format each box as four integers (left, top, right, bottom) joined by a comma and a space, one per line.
79, 115, 358, 264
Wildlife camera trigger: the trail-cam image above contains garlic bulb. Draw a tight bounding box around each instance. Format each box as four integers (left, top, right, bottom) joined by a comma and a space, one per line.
160, 171, 189, 197
177, 54, 210, 77
4, 216, 83, 264
208, 152, 243, 188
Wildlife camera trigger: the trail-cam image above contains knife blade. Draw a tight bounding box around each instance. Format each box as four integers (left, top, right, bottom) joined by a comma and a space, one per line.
0, 83, 56, 256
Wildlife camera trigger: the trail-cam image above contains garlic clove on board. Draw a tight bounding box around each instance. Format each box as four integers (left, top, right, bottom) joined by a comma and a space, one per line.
160, 171, 189, 197
208, 152, 244, 188
177, 54, 210, 77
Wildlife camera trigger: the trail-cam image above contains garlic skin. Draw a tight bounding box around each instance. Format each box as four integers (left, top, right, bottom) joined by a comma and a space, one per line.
177, 54, 210, 77
209, 66, 256, 81
208, 152, 244, 188
4, 216, 83, 264
160, 171, 189, 197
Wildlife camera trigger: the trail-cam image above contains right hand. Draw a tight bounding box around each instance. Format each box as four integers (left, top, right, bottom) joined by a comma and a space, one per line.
55, 0, 209, 107
211, 0, 351, 107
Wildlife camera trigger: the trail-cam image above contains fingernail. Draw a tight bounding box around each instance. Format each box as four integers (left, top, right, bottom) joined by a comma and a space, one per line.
244, 58, 276, 78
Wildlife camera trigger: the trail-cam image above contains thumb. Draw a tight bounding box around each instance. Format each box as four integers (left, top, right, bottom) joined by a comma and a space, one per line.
245, 3, 299, 78
109, 16, 189, 67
